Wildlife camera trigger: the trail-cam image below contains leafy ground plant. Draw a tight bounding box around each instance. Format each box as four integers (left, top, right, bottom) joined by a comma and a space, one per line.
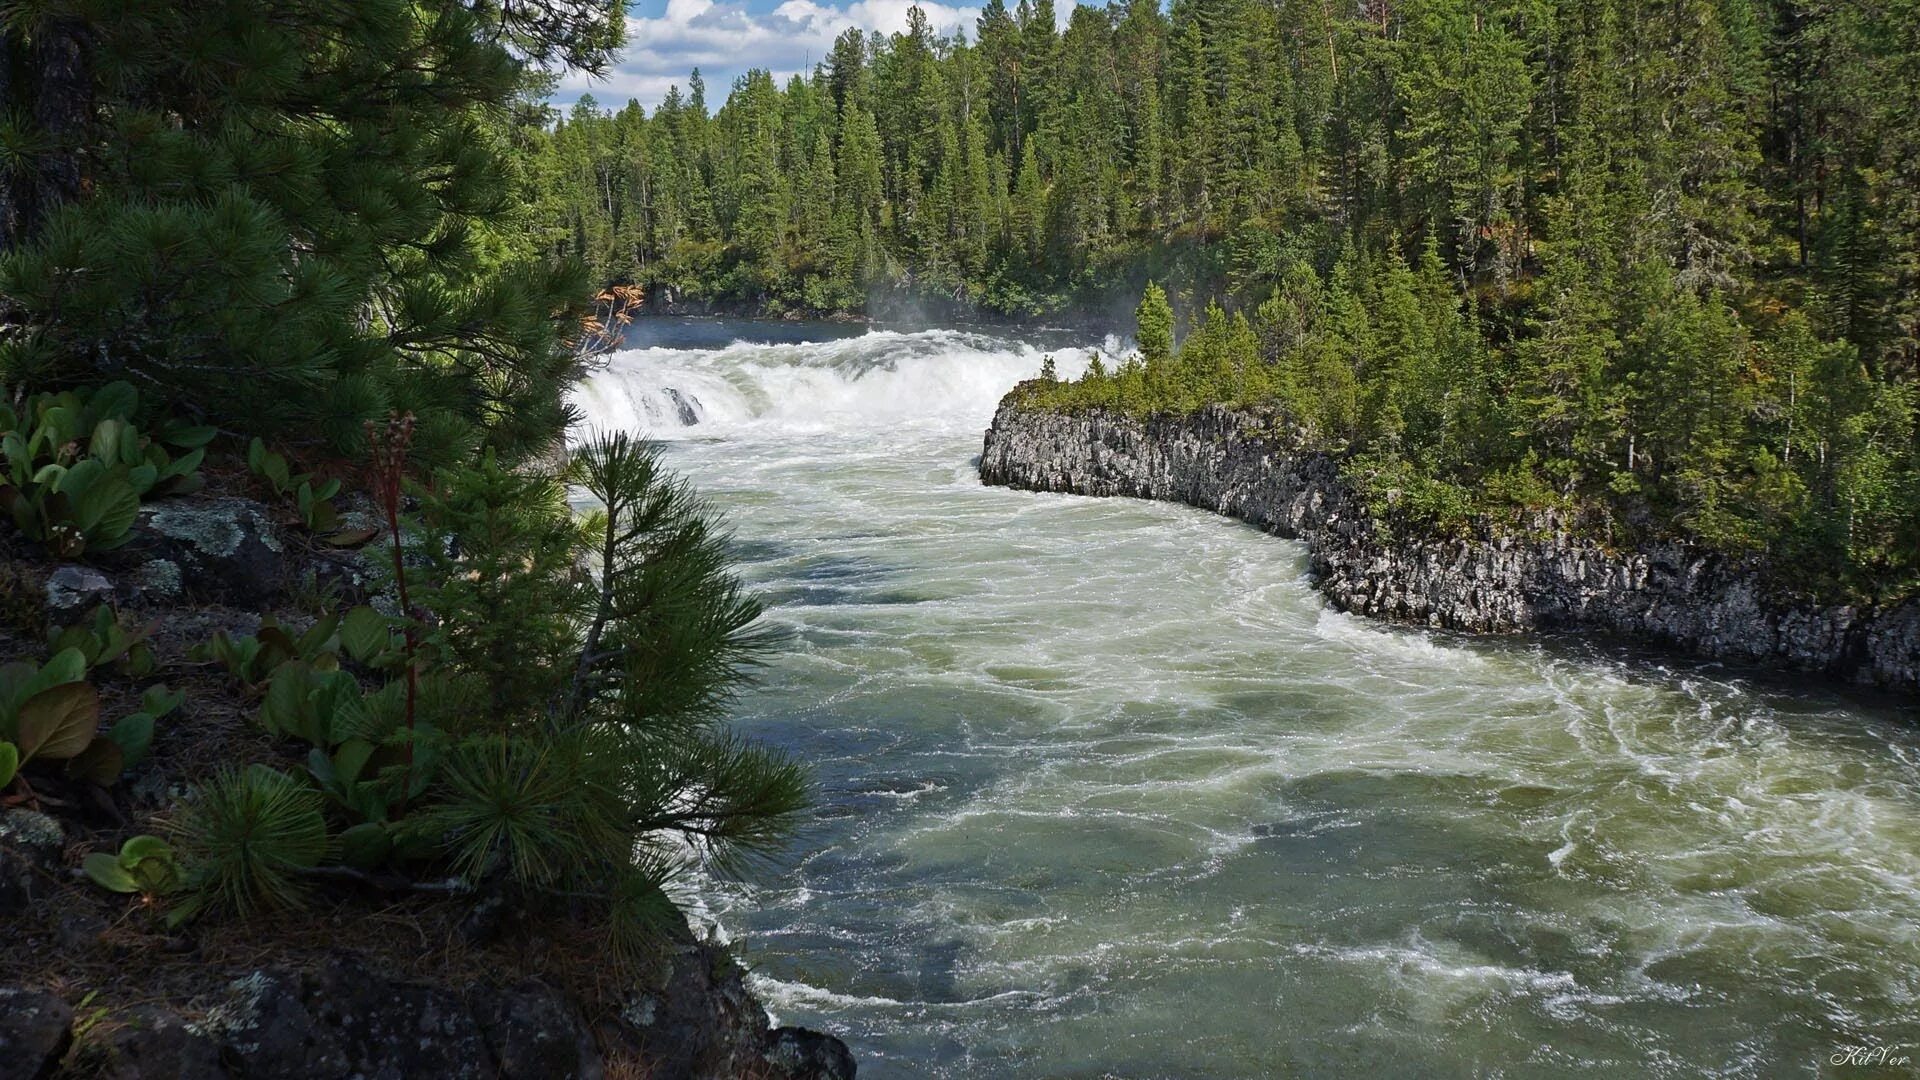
0, 382, 211, 557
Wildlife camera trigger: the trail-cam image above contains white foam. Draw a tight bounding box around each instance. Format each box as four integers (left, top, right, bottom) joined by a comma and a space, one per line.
571, 328, 1120, 441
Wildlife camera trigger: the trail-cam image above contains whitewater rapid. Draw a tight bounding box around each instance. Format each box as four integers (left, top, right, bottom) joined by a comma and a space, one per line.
573, 321, 1920, 1079
573, 326, 1106, 438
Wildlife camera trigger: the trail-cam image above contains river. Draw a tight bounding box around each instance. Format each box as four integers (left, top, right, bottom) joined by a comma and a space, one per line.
573, 319, 1920, 1079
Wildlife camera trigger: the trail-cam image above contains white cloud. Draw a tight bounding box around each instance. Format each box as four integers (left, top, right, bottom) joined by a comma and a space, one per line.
553, 0, 986, 110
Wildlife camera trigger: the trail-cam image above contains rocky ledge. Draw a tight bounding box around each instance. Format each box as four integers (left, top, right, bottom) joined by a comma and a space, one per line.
0, 921, 853, 1080
2, 487, 855, 1080
980, 397, 1920, 692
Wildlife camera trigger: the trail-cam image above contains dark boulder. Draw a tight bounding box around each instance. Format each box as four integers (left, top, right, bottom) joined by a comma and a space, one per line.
196, 971, 349, 1080
126, 498, 289, 608
765, 1026, 858, 1080
7, 945, 854, 1079
0, 987, 74, 1080
78, 1005, 227, 1079
471, 980, 601, 1080
299, 956, 492, 1080
598, 928, 772, 1080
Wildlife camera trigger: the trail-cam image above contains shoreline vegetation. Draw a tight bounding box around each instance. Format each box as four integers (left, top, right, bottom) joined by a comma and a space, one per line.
534, 0, 1920, 608
980, 393, 1920, 693
0, 3, 849, 1077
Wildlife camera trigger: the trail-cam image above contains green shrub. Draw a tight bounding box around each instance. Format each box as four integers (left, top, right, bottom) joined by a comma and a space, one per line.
246, 438, 365, 540
167, 432, 806, 950
83, 835, 181, 897
0, 382, 211, 558
169, 765, 330, 919
51, 605, 158, 678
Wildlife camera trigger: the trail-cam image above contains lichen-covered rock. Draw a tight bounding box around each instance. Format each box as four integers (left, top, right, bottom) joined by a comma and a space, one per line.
0, 810, 65, 916
195, 971, 348, 1079
43, 564, 115, 623
3, 940, 855, 1079
128, 498, 288, 608
79, 1005, 227, 1079
981, 399, 1920, 691
0, 987, 74, 1080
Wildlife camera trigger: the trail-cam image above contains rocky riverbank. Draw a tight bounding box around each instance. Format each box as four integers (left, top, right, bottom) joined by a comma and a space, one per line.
980, 396, 1920, 692
0, 488, 854, 1080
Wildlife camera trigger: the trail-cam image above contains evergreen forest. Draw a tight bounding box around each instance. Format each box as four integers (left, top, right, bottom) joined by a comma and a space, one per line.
531, 0, 1920, 596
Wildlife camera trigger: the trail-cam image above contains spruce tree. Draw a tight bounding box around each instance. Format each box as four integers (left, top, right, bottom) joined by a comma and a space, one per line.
1137, 282, 1175, 365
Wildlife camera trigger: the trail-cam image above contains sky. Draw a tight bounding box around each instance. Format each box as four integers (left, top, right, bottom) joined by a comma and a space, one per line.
550, 0, 1008, 111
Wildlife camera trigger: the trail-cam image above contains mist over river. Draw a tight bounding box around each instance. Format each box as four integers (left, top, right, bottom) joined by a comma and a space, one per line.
573, 320, 1920, 1079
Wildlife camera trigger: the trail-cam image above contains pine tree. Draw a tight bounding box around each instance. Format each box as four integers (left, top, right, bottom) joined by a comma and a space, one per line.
0, 0, 626, 464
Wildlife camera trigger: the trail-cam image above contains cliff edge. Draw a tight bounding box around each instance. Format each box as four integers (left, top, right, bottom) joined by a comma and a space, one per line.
981, 396, 1920, 692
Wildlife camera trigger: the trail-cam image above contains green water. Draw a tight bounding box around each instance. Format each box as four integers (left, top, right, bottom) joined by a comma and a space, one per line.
578, 323, 1920, 1078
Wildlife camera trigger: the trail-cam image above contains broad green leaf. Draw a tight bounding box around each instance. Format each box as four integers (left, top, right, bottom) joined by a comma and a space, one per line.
164, 447, 204, 479
84, 852, 138, 893
120, 834, 173, 864
55, 457, 105, 495
38, 405, 80, 449
87, 382, 139, 423
16, 682, 101, 762
337, 822, 391, 870
31, 648, 88, 696
161, 423, 217, 450
295, 612, 340, 658
89, 419, 128, 464
332, 738, 377, 786
339, 606, 389, 664
108, 712, 155, 765
126, 463, 159, 494
258, 662, 310, 737
141, 684, 184, 718
306, 747, 335, 787
69, 473, 139, 541
0, 741, 17, 789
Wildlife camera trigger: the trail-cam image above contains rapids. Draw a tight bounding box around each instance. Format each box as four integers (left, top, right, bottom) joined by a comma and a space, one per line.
572, 319, 1920, 1079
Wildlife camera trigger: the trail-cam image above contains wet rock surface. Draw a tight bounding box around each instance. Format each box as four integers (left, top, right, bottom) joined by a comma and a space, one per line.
981, 399, 1920, 691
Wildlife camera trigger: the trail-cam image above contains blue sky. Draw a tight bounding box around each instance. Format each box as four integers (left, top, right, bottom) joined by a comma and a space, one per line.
551, 0, 992, 110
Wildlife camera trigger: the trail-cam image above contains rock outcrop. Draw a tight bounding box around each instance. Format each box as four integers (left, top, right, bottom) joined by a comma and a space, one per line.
4, 489, 856, 1080
980, 398, 1920, 691
8, 935, 854, 1079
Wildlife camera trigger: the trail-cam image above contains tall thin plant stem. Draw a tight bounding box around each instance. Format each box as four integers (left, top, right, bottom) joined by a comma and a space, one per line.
367, 414, 418, 806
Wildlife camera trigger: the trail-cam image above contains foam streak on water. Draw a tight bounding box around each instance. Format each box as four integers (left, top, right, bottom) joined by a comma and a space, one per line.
574, 322, 1920, 1079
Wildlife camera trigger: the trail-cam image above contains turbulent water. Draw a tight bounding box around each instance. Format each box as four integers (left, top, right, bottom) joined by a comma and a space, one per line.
574, 320, 1920, 1079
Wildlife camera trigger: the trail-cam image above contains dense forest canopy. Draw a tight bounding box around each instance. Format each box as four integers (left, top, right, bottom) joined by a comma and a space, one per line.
0, 0, 626, 466
533, 0, 1920, 598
